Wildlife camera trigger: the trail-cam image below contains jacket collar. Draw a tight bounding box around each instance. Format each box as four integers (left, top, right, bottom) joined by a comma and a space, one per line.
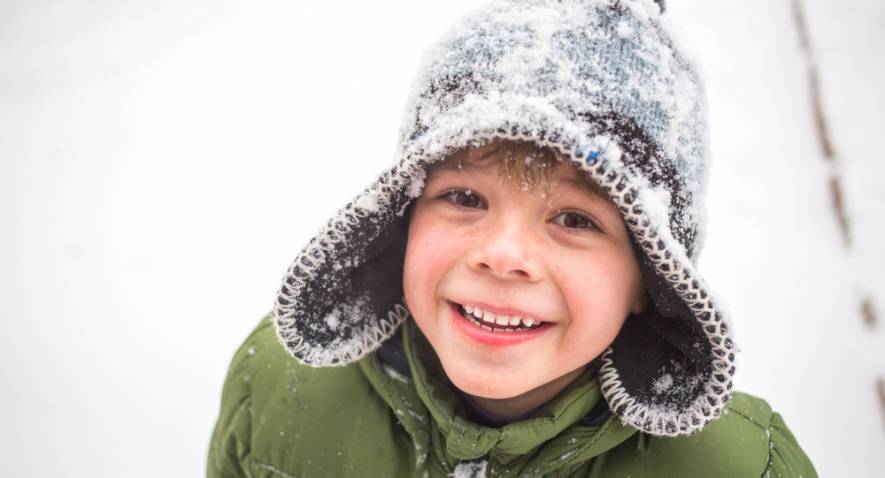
360, 319, 639, 475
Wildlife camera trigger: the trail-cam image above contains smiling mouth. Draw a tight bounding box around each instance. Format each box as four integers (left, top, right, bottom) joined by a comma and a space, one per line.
453, 302, 547, 333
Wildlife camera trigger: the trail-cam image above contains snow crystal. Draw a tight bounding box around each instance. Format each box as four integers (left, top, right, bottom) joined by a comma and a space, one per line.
354, 189, 381, 213
407, 167, 427, 199
636, 184, 693, 266
650, 185, 673, 212
624, 0, 653, 23
637, 185, 670, 229
382, 364, 410, 384
299, 294, 384, 365
414, 442, 428, 466
589, 135, 624, 167
558, 449, 578, 461
653, 373, 674, 394
332, 258, 355, 272
399, 167, 428, 216
406, 408, 426, 423
453, 459, 488, 478
616, 20, 634, 38
402, 398, 427, 423
325, 311, 341, 331
602, 141, 623, 164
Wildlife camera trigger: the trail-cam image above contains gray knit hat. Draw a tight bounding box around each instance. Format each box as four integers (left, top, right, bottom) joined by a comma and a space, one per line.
273, 0, 736, 437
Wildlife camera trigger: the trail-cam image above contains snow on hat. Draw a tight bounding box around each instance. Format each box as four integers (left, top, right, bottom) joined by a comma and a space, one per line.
273, 0, 735, 437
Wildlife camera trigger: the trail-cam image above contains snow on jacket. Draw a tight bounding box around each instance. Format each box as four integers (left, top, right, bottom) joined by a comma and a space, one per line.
207, 314, 817, 477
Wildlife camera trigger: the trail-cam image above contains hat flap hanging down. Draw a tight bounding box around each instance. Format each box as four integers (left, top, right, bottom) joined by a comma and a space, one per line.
274, 0, 736, 437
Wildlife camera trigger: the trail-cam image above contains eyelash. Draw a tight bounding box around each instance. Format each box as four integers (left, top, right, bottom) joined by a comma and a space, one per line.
438, 189, 486, 210
435, 188, 601, 232
551, 209, 601, 232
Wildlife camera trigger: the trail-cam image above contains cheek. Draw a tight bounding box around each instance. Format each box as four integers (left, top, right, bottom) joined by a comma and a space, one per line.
402, 216, 461, 314
554, 249, 641, 325
555, 276, 630, 360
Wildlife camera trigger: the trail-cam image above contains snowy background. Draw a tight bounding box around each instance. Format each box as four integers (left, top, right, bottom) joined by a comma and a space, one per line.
1, 0, 882, 476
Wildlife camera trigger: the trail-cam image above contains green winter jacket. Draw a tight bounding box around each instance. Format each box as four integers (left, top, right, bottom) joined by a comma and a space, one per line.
207, 314, 816, 477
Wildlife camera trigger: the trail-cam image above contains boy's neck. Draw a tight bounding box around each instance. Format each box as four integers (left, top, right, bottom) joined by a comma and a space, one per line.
459, 366, 587, 423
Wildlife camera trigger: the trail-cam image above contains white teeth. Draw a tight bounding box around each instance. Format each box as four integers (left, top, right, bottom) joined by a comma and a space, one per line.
460, 303, 543, 330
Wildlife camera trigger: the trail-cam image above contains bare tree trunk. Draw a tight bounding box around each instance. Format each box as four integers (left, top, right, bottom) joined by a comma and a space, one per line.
791, 0, 882, 428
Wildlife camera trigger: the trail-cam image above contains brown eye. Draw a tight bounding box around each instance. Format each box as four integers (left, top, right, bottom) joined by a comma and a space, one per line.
441, 189, 485, 209
553, 210, 598, 231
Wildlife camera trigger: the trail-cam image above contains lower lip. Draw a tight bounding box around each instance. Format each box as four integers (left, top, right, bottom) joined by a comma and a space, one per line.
448, 301, 552, 347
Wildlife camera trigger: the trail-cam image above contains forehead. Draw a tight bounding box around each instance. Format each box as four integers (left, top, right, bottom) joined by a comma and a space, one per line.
430, 142, 612, 203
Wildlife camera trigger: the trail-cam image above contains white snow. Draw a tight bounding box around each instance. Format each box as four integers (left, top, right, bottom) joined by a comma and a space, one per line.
383, 364, 410, 384
453, 459, 488, 478
653, 373, 674, 395
303, 293, 376, 363
354, 189, 382, 214
406, 168, 427, 200
0, 1, 882, 477
324, 311, 341, 331
616, 20, 634, 38
558, 449, 578, 461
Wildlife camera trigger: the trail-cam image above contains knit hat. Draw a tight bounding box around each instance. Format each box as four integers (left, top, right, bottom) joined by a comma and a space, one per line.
273, 0, 735, 437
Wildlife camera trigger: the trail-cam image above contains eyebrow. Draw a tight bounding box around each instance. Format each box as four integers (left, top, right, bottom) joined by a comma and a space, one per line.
430, 155, 612, 203
432, 146, 502, 172
431, 158, 488, 173
555, 176, 611, 203
433, 161, 472, 172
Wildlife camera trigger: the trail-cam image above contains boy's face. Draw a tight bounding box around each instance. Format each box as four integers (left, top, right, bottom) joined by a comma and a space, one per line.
403, 144, 647, 400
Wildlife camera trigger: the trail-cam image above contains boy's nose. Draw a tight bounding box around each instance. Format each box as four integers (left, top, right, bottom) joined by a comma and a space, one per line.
466, 217, 543, 282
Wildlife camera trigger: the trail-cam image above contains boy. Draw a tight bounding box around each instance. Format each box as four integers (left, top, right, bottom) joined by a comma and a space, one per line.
208, 0, 817, 476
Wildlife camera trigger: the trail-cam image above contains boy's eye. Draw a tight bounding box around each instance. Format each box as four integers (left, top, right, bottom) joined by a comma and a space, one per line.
440, 189, 486, 209
552, 210, 599, 231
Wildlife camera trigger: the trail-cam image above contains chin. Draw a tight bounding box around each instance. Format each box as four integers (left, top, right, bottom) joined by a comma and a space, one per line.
439, 359, 535, 399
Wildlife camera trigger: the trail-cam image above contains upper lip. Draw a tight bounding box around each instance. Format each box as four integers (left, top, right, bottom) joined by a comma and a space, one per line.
450, 299, 551, 323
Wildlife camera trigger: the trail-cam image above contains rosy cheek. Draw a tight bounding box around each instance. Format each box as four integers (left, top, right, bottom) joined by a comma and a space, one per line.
404, 222, 442, 307
551, 254, 630, 324
406, 225, 443, 276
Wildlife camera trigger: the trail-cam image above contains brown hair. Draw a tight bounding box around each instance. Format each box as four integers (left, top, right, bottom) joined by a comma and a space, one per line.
439, 139, 609, 200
